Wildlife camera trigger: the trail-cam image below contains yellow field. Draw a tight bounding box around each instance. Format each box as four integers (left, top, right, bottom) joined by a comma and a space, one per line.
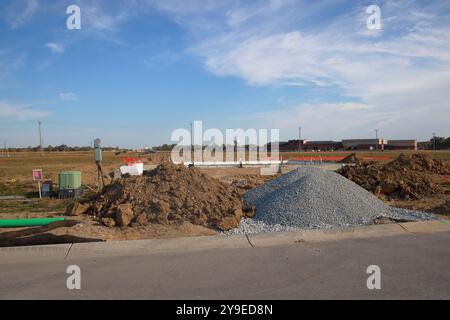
0, 151, 144, 185
1, 149, 449, 185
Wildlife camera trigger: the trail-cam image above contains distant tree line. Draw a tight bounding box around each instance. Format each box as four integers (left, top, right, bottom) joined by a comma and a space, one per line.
418, 136, 450, 150
5, 145, 120, 152
152, 144, 177, 151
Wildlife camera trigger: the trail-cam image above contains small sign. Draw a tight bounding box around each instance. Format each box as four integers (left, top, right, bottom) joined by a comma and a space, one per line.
32, 169, 43, 181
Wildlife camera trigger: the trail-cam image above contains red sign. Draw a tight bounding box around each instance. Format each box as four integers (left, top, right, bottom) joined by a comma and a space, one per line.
122, 157, 141, 165
32, 169, 43, 181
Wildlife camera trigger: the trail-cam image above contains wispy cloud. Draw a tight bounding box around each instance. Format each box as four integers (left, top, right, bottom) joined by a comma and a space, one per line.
59, 92, 78, 101
45, 42, 65, 54
0, 101, 49, 119
182, 0, 450, 138
5, 0, 39, 29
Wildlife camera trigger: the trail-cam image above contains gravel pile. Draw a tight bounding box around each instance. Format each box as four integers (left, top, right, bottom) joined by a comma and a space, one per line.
225, 167, 435, 235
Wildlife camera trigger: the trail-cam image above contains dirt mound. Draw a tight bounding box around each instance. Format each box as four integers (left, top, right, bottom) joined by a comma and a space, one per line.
82, 162, 246, 231
384, 153, 450, 175
338, 154, 448, 200
339, 153, 364, 164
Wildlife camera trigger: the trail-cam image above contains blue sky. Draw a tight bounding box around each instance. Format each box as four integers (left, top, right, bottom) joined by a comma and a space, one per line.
1, 0, 450, 148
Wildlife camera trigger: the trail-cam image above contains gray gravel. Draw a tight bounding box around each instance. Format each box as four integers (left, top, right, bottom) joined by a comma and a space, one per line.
225, 167, 436, 235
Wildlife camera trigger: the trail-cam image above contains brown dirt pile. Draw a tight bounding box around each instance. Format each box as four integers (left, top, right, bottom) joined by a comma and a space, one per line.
339, 153, 364, 164
338, 154, 450, 200
81, 162, 247, 231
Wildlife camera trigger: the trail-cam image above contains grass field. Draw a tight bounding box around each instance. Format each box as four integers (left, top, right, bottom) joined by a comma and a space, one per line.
0, 151, 144, 185
1, 149, 449, 183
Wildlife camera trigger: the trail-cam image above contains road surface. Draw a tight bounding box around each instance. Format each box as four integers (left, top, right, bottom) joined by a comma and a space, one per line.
1, 225, 449, 299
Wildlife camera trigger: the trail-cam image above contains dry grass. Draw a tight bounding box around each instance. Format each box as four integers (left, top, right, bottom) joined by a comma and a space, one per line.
1, 150, 449, 184
0, 151, 145, 184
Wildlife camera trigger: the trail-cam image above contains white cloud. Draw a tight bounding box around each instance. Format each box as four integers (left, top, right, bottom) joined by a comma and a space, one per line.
69, 0, 449, 139
45, 43, 64, 54
5, 0, 38, 29
59, 92, 78, 101
185, 0, 450, 138
0, 101, 48, 119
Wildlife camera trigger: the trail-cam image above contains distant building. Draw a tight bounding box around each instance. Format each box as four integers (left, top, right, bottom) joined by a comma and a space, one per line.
302, 140, 343, 151
385, 140, 417, 150
271, 137, 416, 152
342, 139, 386, 150
278, 140, 302, 152
276, 140, 343, 151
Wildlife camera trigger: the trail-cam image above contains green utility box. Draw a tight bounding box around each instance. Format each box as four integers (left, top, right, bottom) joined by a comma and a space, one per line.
58, 171, 82, 190
58, 171, 82, 199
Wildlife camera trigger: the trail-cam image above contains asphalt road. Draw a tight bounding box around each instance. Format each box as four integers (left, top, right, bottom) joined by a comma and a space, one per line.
1, 230, 449, 299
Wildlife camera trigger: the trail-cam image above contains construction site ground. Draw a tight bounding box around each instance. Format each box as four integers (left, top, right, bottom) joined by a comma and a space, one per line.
0, 151, 449, 246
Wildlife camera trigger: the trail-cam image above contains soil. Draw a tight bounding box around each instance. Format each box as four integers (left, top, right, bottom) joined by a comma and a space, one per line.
0, 214, 215, 247
81, 161, 250, 231
0, 166, 278, 245
339, 153, 364, 164
337, 153, 450, 215
337, 154, 450, 201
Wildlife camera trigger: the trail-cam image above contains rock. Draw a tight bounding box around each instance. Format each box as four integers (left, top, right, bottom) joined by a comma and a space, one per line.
66, 202, 89, 216
101, 217, 116, 227
153, 200, 171, 215
135, 213, 149, 226
115, 203, 134, 227
216, 215, 241, 231
380, 181, 398, 195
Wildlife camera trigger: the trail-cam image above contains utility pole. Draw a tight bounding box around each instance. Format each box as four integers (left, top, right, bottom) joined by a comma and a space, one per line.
374, 129, 379, 150
94, 138, 104, 191
38, 121, 43, 156
298, 126, 302, 152
190, 122, 194, 166
432, 132, 436, 151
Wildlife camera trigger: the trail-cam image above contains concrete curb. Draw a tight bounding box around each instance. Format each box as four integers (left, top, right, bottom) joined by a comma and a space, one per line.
1, 220, 449, 263
67, 234, 249, 259
247, 222, 423, 248
0, 243, 71, 263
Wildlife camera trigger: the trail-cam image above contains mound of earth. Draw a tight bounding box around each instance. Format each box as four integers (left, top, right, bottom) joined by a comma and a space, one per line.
337, 154, 448, 200
384, 153, 450, 175
77, 162, 247, 231
339, 153, 364, 164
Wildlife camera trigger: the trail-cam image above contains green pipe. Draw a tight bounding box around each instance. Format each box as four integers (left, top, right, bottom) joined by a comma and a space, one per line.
0, 218, 65, 228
